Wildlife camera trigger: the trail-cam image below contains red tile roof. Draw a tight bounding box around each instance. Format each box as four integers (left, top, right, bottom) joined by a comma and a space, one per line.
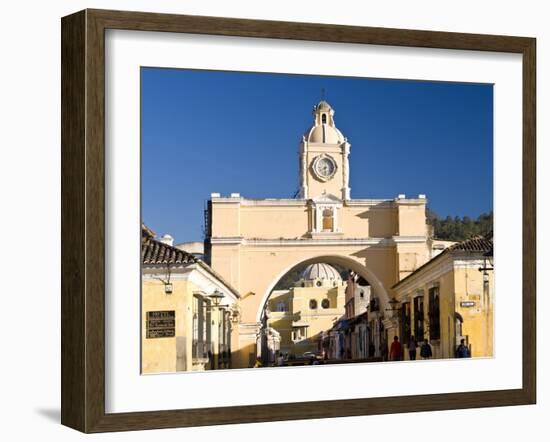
393, 235, 493, 289
141, 226, 240, 298
141, 225, 196, 265
448, 236, 493, 253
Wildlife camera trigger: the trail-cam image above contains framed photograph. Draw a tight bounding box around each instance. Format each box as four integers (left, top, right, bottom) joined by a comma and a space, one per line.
61, 9, 536, 433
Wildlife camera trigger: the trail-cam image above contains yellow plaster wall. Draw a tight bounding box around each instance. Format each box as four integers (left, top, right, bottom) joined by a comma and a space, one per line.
454, 267, 494, 357
436, 271, 456, 359
397, 204, 428, 236
396, 243, 430, 281
208, 196, 429, 367
340, 206, 398, 238
210, 198, 427, 243
141, 278, 195, 374
211, 203, 240, 237
209, 245, 240, 290
239, 206, 309, 238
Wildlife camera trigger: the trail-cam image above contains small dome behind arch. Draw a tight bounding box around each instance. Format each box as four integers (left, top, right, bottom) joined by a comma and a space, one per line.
300, 263, 343, 282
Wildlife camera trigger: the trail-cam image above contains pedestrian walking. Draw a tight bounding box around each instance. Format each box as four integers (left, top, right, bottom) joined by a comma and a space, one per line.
381, 343, 388, 361
420, 339, 432, 359
408, 336, 418, 360
368, 342, 375, 358
389, 336, 402, 361
456, 338, 470, 358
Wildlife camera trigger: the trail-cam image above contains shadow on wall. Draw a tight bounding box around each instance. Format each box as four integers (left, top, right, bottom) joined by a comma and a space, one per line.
231, 342, 257, 368
356, 201, 398, 238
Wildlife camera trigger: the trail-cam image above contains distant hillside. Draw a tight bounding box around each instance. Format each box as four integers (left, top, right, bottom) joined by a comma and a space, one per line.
427, 209, 493, 241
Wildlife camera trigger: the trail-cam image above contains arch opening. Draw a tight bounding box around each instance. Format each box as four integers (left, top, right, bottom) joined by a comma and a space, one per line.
256, 255, 391, 323
256, 255, 391, 363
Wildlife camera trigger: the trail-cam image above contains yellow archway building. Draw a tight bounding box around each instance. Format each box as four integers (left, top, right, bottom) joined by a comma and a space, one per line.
205, 101, 432, 368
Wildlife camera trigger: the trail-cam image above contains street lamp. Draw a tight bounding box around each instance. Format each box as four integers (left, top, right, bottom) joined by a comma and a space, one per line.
208, 289, 224, 307
230, 304, 241, 323
207, 290, 225, 370
385, 297, 401, 313
478, 248, 494, 283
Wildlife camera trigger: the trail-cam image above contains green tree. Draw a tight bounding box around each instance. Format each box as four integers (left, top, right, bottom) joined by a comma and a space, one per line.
427, 209, 493, 241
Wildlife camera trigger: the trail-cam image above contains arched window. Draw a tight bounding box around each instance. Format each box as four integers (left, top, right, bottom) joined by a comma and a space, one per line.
321, 299, 330, 309
322, 113, 327, 124
309, 299, 318, 310
322, 208, 334, 231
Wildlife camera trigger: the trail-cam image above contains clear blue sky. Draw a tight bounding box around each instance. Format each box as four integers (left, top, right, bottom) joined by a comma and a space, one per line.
141, 68, 493, 243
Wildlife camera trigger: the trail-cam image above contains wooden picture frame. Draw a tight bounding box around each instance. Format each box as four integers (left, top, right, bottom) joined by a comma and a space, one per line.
61, 8, 536, 433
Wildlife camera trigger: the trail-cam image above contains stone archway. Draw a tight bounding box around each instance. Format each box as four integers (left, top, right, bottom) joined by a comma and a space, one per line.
255, 254, 391, 323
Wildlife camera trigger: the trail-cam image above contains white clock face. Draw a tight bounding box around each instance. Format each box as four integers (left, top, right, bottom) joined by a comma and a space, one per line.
313, 156, 337, 181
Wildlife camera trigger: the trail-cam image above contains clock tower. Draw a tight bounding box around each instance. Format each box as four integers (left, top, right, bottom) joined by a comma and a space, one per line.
298, 100, 351, 200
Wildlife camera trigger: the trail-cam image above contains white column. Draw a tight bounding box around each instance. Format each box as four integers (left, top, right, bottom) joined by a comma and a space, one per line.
342, 141, 351, 200
315, 206, 321, 232
299, 139, 308, 198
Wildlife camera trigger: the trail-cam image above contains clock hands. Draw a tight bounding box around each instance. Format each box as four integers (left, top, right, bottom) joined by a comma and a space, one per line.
313, 156, 335, 180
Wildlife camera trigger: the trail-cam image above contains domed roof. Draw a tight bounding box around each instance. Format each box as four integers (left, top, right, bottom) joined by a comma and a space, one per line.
316, 100, 332, 111
306, 125, 345, 144
300, 263, 342, 281
304, 100, 346, 144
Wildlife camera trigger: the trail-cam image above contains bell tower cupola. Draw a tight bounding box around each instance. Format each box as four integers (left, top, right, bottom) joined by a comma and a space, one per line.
298, 100, 351, 200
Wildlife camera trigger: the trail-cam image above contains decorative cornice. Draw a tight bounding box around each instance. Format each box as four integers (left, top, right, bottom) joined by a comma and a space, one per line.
243, 199, 308, 207
242, 238, 387, 247
344, 199, 394, 208
209, 236, 429, 248
209, 197, 242, 204
310, 193, 343, 205
209, 196, 427, 209
392, 235, 428, 244
209, 237, 243, 245
394, 198, 428, 206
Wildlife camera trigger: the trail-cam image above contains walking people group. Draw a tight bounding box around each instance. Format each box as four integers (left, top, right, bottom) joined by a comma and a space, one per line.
384, 335, 472, 361
389, 335, 434, 361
